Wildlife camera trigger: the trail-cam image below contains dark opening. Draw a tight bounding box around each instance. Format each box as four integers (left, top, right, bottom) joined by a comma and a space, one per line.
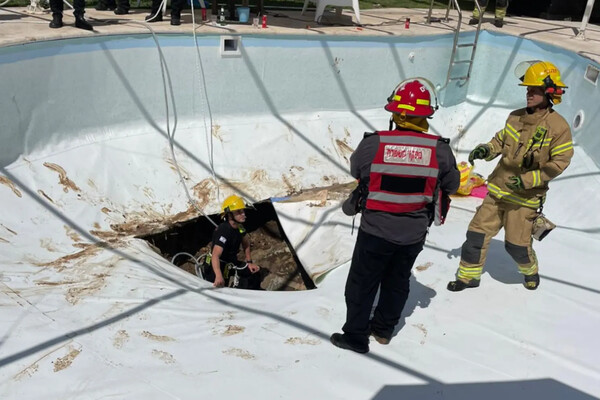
381, 175, 426, 194
139, 200, 315, 291
224, 38, 238, 52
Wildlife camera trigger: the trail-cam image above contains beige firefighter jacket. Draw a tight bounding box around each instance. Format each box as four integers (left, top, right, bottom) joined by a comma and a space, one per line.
482, 107, 573, 209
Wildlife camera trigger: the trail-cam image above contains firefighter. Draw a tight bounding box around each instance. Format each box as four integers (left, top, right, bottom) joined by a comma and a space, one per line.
330, 79, 460, 353
448, 61, 573, 292
145, 0, 187, 25
206, 195, 261, 289
469, 0, 508, 28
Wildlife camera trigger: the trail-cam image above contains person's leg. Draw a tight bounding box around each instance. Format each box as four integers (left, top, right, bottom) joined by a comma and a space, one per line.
73, 0, 93, 30
504, 203, 539, 289
114, 0, 130, 14
146, 0, 164, 22
96, 0, 117, 11
448, 195, 504, 291
49, 0, 64, 28
370, 240, 424, 341
170, 0, 185, 25
471, 0, 488, 20
339, 230, 394, 350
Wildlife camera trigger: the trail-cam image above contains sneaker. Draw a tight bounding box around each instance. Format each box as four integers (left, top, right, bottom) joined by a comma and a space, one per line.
370, 330, 390, 345
114, 8, 129, 15
330, 333, 369, 354
49, 14, 63, 28
494, 18, 503, 28
468, 18, 479, 25
145, 12, 163, 22
447, 279, 480, 292
524, 273, 539, 290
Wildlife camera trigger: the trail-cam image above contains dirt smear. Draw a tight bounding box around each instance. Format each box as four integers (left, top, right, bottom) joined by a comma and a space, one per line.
218, 325, 245, 336
53, 348, 81, 372
192, 178, 215, 209
152, 349, 176, 364
416, 262, 433, 272
412, 323, 428, 345
0, 176, 22, 198
37, 190, 55, 204
43, 163, 81, 193
13, 362, 39, 381
64, 225, 82, 243
1, 223, 17, 235
222, 348, 255, 360
113, 330, 130, 349
40, 238, 60, 253
0, 237, 8, 243
141, 330, 175, 342
285, 337, 321, 345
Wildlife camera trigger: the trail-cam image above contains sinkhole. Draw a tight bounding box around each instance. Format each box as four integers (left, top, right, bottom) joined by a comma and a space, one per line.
140, 200, 315, 291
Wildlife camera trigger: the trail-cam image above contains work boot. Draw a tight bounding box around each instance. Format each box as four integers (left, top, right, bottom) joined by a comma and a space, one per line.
447, 278, 480, 292
524, 273, 540, 290
170, 13, 181, 25
468, 17, 479, 25
74, 13, 93, 30
370, 330, 391, 345
114, 8, 129, 15
494, 18, 504, 28
145, 12, 163, 22
330, 333, 369, 354
95, 1, 116, 10
49, 13, 63, 28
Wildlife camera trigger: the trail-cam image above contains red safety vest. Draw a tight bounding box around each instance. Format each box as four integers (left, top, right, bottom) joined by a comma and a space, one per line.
366, 130, 440, 214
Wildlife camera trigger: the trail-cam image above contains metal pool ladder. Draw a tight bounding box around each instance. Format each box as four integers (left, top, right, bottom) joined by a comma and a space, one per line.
426, 0, 483, 89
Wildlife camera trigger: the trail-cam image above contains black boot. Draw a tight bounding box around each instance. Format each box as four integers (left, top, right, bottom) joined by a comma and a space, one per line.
49, 13, 63, 28
145, 11, 163, 22
95, 0, 116, 10
114, 8, 129, 15
468, 17, 479, 25
74, 13, 93, 31
330, 333, 369, 354
494, 18, 504, 28
170, 13, 181, 25
447, 279, 480, 292
524, 273, 539, 290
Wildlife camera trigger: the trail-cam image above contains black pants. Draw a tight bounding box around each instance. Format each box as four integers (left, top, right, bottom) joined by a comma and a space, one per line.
50, 0, 85, 15
97, 0, 130, 11
342, 229, 424, 347
150, 0, 186, 18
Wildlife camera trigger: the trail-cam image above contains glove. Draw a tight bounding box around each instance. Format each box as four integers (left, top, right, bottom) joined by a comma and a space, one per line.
506, 175, 524, 191
468, 144, 490, 165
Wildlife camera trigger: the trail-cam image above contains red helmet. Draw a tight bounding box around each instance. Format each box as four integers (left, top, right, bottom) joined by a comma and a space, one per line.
385, 80, 435, 117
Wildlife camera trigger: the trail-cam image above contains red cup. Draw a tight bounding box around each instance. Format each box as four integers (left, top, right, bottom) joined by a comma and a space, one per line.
262, 14, 267, 28
405, 17, 410, 29
201, 8, 207, 21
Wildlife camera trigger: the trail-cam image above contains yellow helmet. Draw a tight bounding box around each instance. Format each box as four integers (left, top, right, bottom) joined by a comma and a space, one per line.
515, 60, 567, 104
221, 195, 246, 214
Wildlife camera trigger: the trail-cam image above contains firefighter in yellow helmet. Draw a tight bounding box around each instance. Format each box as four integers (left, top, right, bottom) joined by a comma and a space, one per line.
448, 61, 573, 292
207, 195, 261, 289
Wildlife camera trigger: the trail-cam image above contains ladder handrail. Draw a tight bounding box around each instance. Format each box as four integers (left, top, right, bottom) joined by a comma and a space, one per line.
428, 0, 482, 90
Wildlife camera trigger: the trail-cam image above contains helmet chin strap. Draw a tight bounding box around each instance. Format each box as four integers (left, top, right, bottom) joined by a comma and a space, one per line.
392, 113, 429, 132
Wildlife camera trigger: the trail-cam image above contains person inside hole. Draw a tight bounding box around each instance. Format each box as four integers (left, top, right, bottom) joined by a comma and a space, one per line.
204, 195, 262, 289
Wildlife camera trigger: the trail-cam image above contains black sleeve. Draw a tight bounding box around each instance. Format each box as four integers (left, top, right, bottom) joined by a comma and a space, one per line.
436, 139, 460, 195
212, 223, 230, 250
349, 134, 379, 180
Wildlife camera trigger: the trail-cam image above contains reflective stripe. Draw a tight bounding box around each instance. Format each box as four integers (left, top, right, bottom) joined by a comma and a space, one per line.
505, 123, 520, 142
416, 99, 430, 105
542, 138, 552, 147
379, 135, 439, 146
551, 141, 573, 156
368, 191, 433, 204
497, 129, 505, 141
457, 265, 483, 280
487, 183, 541, 208
518, 264, 538, 275
392, 95, 402, 101
397, 104, 415, 111
531, 170, 541, 187
371, 164, 439, 177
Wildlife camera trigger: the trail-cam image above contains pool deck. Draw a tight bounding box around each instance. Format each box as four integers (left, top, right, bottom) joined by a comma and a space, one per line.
1, 5, 599, 63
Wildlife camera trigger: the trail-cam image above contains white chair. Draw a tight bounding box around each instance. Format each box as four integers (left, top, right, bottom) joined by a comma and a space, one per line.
302, 0, 360, 24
